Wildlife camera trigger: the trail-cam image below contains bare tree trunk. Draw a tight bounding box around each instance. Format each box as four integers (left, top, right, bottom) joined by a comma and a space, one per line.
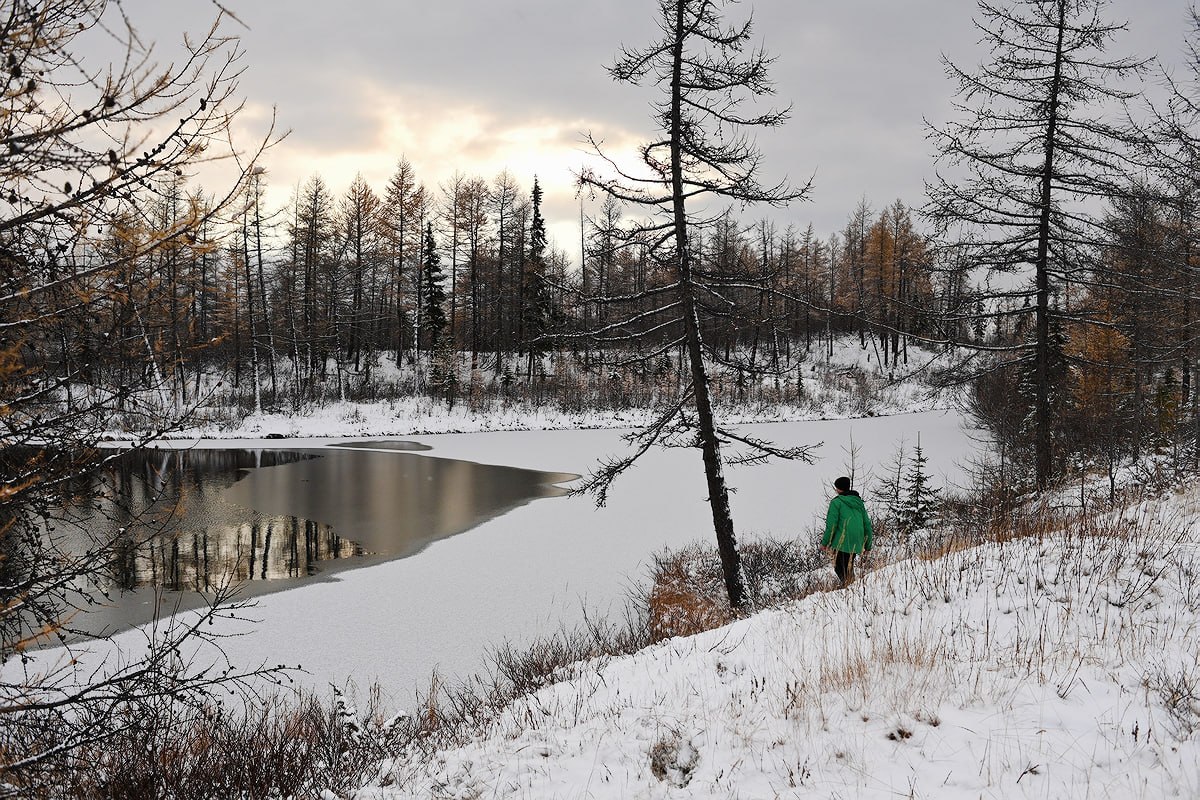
1033, 7, 1066, 491
669, 0, 744, 609
242, 216, 262, 414
253, 175, 277, 400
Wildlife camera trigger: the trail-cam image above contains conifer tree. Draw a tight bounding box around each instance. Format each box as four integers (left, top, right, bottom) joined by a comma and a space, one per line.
421, 222, 447, 352
382, 158, 425, 366
286, 175, 339, 389
340, 173, 384, 372
897, 435, 941, 535
926, 0, 1149, 490
521, 177, 555, 380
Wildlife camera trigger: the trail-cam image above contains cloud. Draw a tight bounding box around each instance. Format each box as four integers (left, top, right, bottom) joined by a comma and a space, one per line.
243, 74, 644, 253
120, 0, 1192, 253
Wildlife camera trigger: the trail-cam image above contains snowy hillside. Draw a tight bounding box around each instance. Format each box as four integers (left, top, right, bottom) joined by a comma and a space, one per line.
356, 493, 1200, 799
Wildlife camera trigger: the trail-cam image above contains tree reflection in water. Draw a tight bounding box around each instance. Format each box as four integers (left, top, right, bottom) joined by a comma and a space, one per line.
80, 448, 357, 592
74, 443, 573, 599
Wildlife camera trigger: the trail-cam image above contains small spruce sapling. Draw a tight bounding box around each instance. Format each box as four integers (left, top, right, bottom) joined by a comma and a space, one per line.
895, 434, 941, 536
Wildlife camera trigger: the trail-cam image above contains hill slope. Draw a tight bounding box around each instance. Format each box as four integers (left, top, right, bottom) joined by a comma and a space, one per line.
358, 493, 1200, 799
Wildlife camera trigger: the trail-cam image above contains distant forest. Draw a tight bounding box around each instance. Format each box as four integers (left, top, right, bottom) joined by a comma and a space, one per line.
16, 149, 1200, 485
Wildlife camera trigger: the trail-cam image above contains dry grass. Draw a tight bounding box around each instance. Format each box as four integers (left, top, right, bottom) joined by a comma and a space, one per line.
759, 499, 1200, 793
647, 546, 736, 641
6, 688, 404, 800
816, 634, 945, 695
646, 537, 832, 642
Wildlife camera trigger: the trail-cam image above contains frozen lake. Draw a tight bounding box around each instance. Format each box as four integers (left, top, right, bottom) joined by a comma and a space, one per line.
52, 410, 982, 707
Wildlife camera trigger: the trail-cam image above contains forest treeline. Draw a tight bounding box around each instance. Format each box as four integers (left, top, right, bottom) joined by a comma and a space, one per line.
18, 154, 1200, 486
48, 166, 953, 404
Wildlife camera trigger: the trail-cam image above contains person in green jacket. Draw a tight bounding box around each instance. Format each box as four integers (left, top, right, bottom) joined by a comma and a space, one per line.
822, 476, 873, 586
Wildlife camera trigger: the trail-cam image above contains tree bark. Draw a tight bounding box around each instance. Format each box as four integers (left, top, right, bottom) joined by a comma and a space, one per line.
669, 0, 745, 609
1033, 2, 1066, 492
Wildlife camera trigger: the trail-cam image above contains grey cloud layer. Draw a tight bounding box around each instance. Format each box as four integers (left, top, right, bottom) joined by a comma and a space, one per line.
124, 0, 1189, 236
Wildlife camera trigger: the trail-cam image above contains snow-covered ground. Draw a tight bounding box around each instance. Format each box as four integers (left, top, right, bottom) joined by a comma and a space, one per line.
359, 491, 1200, 799
32, 353, 1200, 797
31, 341, 1196, 797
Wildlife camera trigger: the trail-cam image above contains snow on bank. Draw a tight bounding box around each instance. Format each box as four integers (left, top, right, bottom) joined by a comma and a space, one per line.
167, 343, 953, 441
174, 388, 950, 440
359, 495, 1200, 799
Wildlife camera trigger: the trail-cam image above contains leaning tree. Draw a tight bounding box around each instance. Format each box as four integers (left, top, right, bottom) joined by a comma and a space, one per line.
578, 0, 813, 609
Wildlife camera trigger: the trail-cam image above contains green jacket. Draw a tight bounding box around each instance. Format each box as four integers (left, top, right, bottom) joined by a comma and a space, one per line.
822, 492, 874, 554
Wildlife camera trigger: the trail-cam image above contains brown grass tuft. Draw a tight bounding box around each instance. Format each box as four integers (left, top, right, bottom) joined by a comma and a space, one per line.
647, 550, 735, 641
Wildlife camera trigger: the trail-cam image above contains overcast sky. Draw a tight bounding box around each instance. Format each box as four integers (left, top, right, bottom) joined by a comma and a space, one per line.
121, 0, 1191, 259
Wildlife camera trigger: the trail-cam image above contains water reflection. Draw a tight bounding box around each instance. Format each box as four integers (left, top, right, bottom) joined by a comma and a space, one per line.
225, 445, 573, 563
84, 449, 358, 592
81, 444, 572, 597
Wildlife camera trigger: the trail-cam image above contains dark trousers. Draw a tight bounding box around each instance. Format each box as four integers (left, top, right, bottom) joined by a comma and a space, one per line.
834, 550, 855, 585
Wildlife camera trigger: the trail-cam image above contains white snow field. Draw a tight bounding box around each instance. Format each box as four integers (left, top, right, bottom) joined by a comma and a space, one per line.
358, 492, 1200, 799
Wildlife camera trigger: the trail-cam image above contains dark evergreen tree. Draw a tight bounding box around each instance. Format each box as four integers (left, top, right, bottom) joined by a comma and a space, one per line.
1014, 320, 1073, 476
422, 222, 447, 351
521, 177, 555, 380
896, 435, 941, 535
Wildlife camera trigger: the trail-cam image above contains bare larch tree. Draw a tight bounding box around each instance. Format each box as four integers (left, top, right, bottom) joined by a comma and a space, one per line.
579, 0, 813, 609
0, 1, 280, 789
925, 0, 1148, 491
